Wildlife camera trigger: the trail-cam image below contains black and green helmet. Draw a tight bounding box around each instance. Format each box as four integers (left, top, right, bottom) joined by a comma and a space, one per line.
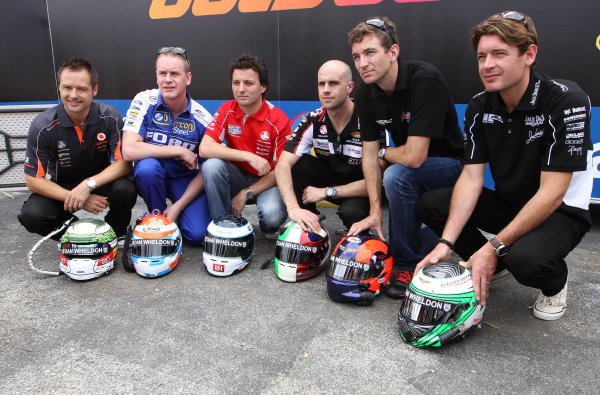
397, 261, 485, 348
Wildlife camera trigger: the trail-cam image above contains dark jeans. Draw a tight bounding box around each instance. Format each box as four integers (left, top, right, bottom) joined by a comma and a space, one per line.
416, 187, 591, 296
291, 154, 369, 229
18, 177, 137, 237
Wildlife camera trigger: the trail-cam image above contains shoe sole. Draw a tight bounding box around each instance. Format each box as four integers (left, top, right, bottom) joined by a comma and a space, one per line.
532, 306, 566, 321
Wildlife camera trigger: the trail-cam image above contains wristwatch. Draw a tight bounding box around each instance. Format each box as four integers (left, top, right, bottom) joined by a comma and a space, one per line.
489, 237, 509, 257
245, 188, 255, 200
378, 147, 387, 160
85, 177, 97, 190
325, 187, 337, 198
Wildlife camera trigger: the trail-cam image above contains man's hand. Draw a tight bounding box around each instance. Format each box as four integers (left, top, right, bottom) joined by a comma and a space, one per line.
414, 243, 452, 275
64, 182, 93, 212
302, 186, 326, 205
174, 148, 198, 170
288, 207, 321, 232
348, 213, 385, 241
81, 194, 109, 215
247, 154, 271, 177
231, 190, 247, 216
163, 203, 184, 222
459, 243, 497, 306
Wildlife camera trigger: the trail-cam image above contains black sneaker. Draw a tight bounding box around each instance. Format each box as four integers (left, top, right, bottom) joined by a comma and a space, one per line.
386, 270, 414, 299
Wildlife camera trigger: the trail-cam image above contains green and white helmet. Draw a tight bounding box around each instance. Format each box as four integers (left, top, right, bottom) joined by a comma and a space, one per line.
397, 261, 485, 347
59, 219, 118, 281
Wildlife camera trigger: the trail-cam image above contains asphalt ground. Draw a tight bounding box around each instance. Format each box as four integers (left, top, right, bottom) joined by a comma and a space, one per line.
1, 189, 599, 394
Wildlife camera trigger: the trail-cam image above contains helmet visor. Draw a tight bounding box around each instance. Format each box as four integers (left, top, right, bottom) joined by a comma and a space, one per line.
131, 238, 179, 257
275, 240, 321, 266
204, 234, 254, 260
327, 256, 370, 281
400, 289, 458, 325
61, 243, 111, 259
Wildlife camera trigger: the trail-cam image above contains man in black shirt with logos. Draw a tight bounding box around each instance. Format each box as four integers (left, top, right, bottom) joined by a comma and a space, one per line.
416, 12, 593, 321
347, 17, 464, 298
19, 57, 136, 238
276, 60, 377, 232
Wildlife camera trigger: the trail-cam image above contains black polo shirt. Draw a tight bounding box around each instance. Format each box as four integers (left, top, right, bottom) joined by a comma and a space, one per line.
464, 71, 593, 208
284, 105, 378, 184
354, 57, 463, 159
24, 101, 124, 186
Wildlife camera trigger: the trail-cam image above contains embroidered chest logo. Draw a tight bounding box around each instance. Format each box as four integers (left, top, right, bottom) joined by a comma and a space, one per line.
260, 130, 270, 141
228, 125, 242, 135
524, 115, 544, 127
482, 114, 504, 124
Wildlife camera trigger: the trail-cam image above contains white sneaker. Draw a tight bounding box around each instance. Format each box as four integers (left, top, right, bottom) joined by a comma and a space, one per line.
532, 282, 568, 321
490, 268, 513, 284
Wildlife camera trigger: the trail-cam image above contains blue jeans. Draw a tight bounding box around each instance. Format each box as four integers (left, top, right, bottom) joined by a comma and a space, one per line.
201, 158, 287, 233
134, 157, 211, 245
383, 157, 463, 270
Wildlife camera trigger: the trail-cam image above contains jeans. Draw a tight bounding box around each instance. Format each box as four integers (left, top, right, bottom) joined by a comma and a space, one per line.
201, 158, 287, 233
417, 187, 591, 296
134, 157, 211, 245
383, 157, 462, 270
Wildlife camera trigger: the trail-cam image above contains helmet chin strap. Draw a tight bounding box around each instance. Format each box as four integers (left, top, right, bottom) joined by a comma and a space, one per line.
28, 217, 76, 277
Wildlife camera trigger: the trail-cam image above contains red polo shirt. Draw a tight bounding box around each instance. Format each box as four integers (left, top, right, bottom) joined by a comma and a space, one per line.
206, 99, 291, 176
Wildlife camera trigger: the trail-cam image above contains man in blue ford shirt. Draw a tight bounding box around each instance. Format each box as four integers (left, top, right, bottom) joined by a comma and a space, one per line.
122, 47, 213, 244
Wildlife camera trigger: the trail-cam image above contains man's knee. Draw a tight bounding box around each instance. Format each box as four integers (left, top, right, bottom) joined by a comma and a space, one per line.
416, 187, 453, 223
110, 177, 138, 206
134, 158, 163, 182
201, 158, 227, 181
259, 205, 287, 232
383, 165, 418, 196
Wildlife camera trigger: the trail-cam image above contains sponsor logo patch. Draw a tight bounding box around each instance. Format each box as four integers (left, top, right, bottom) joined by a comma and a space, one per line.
482, 113, 503, 124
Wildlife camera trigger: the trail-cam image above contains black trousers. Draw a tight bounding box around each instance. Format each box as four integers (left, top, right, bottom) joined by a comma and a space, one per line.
18, 177, 137, 237
416, 187, 591, 296
291, 154, 369, 229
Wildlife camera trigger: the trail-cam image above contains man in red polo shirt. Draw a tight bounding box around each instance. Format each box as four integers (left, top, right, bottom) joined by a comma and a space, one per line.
199, 53, 290, 236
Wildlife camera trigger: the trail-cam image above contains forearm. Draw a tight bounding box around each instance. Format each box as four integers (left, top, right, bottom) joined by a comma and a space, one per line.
25, 175, 69, 202
199, 138, 251, 162
171, 171, 204, 210
362, 146, 382, 216
383, 136, 429, 168
331, 179, 368, 199
247, 170, 277, 195
440, 166, 485, 243
275, 162, 300, 209
123, 140, 184, 162
89, 159, 131, 188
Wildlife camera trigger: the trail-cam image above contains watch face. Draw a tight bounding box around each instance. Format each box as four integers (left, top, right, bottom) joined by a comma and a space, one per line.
245, 189, 254, 199
325, 187, 334, 198
497, 245, 509, 257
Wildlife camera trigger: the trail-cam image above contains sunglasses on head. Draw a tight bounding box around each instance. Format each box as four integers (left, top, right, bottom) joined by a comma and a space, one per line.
157, 47, 188, 60
365, 18, 398, 45
500, 11, 529, 31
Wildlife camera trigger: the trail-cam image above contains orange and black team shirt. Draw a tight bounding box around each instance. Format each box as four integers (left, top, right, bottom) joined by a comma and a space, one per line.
23, 101, 124, 186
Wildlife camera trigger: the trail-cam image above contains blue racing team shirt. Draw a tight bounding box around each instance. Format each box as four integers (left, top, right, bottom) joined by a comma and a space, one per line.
122, 89, 213, 177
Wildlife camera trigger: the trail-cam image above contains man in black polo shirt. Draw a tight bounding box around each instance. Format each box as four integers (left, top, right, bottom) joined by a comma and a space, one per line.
276, 60, 376, 232
18, 57, 136, 238
347, 17, 464, 298
416, 12, 593, 321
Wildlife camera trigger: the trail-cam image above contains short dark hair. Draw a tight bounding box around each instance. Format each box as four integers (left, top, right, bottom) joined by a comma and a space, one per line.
471, 12, 538, 69
229, 53, 269, 94
348, 16, 398, 52
57, 57, 99, 88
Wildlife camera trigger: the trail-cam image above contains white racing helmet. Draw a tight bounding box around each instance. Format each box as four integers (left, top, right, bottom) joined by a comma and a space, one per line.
203, 215, 255, 276
59, 218, 118, 281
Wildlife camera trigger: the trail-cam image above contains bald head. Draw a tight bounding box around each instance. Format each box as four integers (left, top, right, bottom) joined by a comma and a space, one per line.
317, 60, 354, 111
318, 60, 352, 84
